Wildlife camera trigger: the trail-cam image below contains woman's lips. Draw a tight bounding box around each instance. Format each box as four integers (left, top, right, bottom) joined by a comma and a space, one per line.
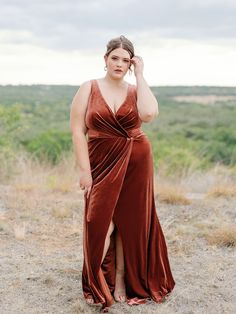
115, 69, 123, 73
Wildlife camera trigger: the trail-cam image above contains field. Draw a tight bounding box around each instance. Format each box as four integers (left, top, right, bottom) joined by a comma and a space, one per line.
1, 84, 236, 175
0, 84, 236, 313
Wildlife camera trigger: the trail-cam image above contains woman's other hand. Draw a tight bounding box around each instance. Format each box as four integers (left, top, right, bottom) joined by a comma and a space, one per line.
79, 170, 93, 198
130, 55, 144, 77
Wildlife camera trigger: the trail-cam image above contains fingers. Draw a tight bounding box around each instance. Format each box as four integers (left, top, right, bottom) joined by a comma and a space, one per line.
132, 56, 143, 61
86, 186, 91, 199
131, 56, 143, 65
80, 185, 92, 199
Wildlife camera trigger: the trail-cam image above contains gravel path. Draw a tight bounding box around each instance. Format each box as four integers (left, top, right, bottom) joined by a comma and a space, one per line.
0, 188, 235, 314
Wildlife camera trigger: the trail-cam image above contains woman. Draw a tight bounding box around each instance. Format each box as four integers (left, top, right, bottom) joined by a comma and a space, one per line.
70, 35, 175, 312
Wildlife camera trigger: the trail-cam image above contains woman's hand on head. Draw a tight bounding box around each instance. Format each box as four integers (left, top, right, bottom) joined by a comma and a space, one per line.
79, 170, 93, 198
130, 55, 144, 77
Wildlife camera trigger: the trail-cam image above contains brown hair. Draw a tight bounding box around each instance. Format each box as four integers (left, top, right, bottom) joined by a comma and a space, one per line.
105, 35, 135, 69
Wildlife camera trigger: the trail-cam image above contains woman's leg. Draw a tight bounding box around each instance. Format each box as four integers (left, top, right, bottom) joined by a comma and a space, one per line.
102, 220, 115, 262
115, 230, 125, 271
114, 230, 126, 302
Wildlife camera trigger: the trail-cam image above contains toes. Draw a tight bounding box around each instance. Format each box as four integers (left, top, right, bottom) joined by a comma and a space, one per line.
114, 292, 126, 302
121, 295, 126, 302
119, 296, 126, 302
86, 298, 94, 304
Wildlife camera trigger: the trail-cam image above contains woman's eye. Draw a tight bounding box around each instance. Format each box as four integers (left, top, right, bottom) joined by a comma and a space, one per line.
111, 57, 129, 63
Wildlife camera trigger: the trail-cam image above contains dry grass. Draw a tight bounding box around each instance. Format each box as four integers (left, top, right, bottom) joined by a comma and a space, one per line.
13, 183, 41, 192
4, 152, 79, 194
205, 224, 236, 248
169, 239, 193, 256
206, 184, 236, 198
51, 206, 73, 219
155, 182, 191, 205
0, 153, 83, 222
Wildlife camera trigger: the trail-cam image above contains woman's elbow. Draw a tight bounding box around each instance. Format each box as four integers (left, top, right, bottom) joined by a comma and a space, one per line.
140, 111, 158, 123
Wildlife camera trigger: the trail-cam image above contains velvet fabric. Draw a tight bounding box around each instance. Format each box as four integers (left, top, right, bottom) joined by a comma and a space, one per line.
82, 79, 175, 312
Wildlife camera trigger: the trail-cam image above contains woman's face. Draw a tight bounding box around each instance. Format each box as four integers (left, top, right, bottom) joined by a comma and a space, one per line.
104, 47, 131, 78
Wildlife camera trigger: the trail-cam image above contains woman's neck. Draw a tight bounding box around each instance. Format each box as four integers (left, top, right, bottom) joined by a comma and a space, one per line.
103, 74, 125, 87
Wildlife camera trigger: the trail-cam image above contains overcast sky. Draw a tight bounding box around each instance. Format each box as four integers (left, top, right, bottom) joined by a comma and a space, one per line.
0, 0, 236, 86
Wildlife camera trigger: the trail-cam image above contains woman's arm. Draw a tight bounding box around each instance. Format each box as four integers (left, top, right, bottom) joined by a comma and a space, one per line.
131, 56, 159, 123
136, 73, 159, 123
69, 81, 92, 195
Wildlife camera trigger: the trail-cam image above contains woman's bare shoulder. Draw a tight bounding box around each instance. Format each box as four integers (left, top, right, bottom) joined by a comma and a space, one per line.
72, 80, 92, 100
71, 80, 93, 107
79, 79, 92, 90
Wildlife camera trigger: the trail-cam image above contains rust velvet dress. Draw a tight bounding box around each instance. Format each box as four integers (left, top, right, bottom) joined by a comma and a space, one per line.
82, 79, 175, 312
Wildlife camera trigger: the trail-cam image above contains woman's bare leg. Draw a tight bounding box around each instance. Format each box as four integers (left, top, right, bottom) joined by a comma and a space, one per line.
114, 230, 126, 302
102, 220, 115, 262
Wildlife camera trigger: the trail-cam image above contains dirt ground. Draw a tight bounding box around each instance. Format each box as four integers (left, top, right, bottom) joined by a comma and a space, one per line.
0, 185, 236, 314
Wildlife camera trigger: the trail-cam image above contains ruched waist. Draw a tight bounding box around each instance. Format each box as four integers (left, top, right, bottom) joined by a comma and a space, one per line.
87, 127, 144, 140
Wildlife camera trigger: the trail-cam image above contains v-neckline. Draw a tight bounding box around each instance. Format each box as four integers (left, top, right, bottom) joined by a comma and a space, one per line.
95, 79, 130, 117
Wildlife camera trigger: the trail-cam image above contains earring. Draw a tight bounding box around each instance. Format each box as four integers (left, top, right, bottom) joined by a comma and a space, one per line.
104, 65, 107, 71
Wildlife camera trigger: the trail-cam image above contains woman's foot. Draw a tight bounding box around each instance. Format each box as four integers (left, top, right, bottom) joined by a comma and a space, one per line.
86, 297, 94, 304
113, 268, 126, 302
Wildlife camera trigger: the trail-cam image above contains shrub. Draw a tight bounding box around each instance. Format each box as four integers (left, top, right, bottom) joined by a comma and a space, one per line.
24, 130, 72, 164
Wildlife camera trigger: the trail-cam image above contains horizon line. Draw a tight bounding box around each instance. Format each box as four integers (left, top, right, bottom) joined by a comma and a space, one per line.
0, 83, 236, 88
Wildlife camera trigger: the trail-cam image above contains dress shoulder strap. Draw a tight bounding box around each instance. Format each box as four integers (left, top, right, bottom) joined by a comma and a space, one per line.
90, 79, 94, 88
90, 79, 98, 93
